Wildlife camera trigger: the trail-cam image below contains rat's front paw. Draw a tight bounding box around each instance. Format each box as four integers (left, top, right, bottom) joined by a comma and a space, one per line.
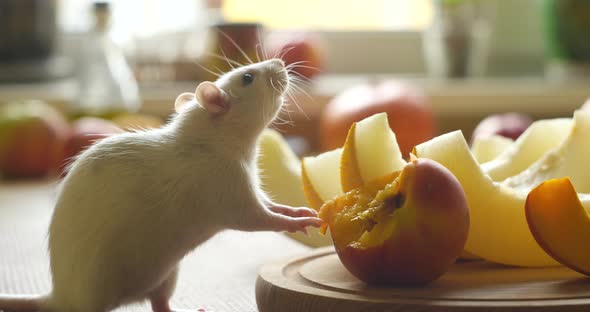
269, 204, 318, 218
275, 215, 323, 234
280, 216, 322, 235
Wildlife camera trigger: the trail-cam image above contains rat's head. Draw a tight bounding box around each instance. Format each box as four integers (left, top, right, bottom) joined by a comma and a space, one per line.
175, 59, 288, 135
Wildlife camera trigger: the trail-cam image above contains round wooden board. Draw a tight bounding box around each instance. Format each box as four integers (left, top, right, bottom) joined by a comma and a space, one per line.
256, 247, 590, 312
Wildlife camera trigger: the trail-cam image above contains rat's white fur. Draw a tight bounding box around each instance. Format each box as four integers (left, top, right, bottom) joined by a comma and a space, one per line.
0, 59, 320, 312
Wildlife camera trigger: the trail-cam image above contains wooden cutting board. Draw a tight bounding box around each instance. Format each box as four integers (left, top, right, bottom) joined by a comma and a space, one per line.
256, 247, 590, 312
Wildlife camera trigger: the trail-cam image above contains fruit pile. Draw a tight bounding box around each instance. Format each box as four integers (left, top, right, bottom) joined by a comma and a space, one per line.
0, 100, 162, 179
303, 113, 469, 285
258, 104, 590, 286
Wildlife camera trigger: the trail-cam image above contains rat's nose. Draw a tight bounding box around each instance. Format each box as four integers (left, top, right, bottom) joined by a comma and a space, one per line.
270, 58, 285, 67
267, 59, 288, 93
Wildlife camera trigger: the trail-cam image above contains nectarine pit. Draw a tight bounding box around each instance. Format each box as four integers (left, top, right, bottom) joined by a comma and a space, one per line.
358, 217, 378, 232
384, 192, 405, 213
354, 192, 405, 233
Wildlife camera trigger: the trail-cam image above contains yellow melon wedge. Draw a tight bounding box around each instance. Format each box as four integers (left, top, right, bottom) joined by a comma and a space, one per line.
258, 129, 333, 247
258, 129, 307, 207
414, 128, 590, 267
340, 112, 406, 192
472, 135, 513, 164
481, 118, 572, 181
414, 131, 557, 266
302, 148, 344, 210
503, 111, 590, 193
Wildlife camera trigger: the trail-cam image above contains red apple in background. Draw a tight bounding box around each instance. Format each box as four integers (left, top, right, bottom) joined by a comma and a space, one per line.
265, 31, 325, 79
471, 113, 533, 144
61, 117, 122, 175
0, 100, 70, 179
320, 81, 435, 157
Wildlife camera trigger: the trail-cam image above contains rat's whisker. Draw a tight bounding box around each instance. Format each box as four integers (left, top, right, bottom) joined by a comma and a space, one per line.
270, 113, 294, 127
277, 46, 297, 61
287, 64, 320, 71
217, 48, 235, 70
219, 48, 236, 70
281, 108, 295, 126
285, 60, 311, 68
217, 30, 254, 65
204, 52, 244, 68
280, 106, 295, 114
212, 65, 226, 76
261, 42, 269, 61
285, 88, 308, 120
271, 45, 281, 59
279, 97, 294, 117
288, 73, 312, 87
292, 89, 312, 105
193, 61, 222, 78
275, 97, 295, 127
269, 78, 280, 94
274, 112, 293, 124
284, 82, 310, 120
261, 85, 268, 123
287, 74, 310, 93
276, 80, 286, 95
272, 116, 295, 128
255, 43, 262, 63
269, 122, 287, 133
256, 27, 268, 61
289, 82, 313, 102
286, 70, 313, 84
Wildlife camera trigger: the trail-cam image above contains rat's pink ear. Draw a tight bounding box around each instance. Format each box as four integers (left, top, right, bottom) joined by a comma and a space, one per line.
195, 81, 229, 115
174, 92, 196, 113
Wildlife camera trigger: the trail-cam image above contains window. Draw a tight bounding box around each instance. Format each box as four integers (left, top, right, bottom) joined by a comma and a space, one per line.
57, 0, 435, 74
58, 0, 206, 43
223, 0, 432, 30
56, 0, 546, 76
58, 0, 432, 38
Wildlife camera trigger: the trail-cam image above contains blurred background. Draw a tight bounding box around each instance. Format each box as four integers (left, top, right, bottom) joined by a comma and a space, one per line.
1, 0, 590, 180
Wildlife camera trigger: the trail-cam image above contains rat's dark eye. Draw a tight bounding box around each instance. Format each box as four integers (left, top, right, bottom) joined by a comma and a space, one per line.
242, 73, 254, 86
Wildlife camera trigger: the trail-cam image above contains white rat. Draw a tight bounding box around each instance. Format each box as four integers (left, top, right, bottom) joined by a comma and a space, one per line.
0, 58, 321, 312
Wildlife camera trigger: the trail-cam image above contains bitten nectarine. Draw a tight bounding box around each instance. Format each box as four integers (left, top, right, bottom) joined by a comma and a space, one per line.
320, 157, 469, 285
526, 177, 590, 276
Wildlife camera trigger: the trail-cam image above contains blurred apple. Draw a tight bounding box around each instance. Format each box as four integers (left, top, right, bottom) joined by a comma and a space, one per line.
582, 97, 590, 110
0, 100, 70, 179
471, 113, 533, 143
61, 117, 122, 175
320, 81, 435, 157
265, 31, 325, 79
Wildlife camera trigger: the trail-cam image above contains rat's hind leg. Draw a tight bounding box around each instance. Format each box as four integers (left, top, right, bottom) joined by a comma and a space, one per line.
149, 267, 179, 312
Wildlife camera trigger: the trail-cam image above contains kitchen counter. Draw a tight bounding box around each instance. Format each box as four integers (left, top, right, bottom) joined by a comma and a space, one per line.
0, 75, 588, 148
0, 75, 588, 118
0, 181, 312, 311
